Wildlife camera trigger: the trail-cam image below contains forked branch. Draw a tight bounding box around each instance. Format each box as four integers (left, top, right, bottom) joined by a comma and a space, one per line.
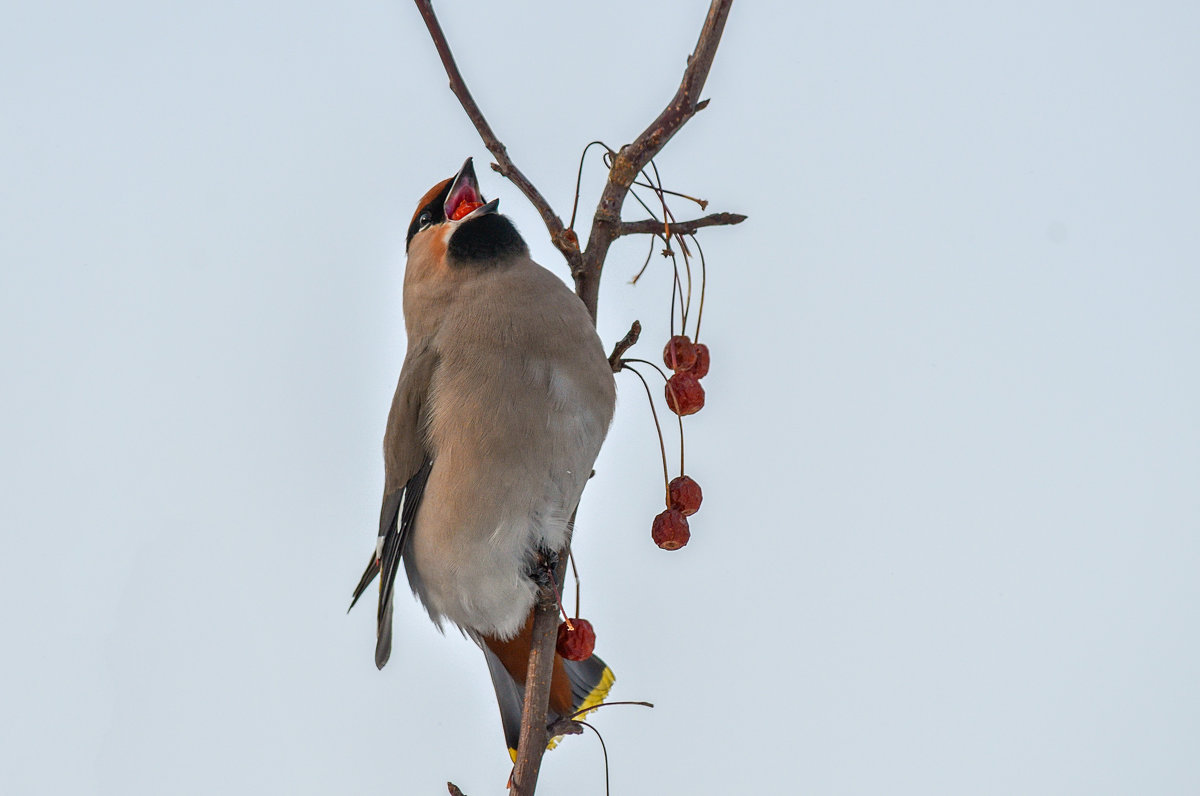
414, 1, 582, 268
576, 0, 735, 317
413, 2, 737, 794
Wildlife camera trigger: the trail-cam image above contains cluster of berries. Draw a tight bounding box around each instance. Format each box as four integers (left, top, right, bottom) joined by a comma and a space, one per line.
662, 335, 709, 415
652, 333, 709, 550
555, 335, 711, 658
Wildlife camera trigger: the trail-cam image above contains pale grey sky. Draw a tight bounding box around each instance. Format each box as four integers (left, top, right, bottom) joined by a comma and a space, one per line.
3, 2, 1199, 794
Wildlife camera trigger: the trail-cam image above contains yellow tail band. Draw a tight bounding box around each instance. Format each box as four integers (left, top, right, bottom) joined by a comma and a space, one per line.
506, 665, 617, 761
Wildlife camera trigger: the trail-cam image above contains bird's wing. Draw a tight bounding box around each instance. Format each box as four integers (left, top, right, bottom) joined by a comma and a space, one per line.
348, 345, 438, 668
347, 488, 401, 613
372, 457, 431, 668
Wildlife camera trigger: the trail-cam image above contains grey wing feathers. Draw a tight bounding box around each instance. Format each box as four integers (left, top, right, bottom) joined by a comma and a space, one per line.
347, 488, 403, 612
373, 457, 432, 669
481, 643, 525, 758
348, 457, 432, 669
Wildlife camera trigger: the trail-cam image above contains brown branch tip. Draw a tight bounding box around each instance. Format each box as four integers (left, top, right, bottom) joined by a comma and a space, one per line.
618, 212, 747, 238
609, 320, 642, 372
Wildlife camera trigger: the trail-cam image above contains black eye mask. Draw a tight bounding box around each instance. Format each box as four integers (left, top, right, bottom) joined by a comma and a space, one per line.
406, 181, 451, 251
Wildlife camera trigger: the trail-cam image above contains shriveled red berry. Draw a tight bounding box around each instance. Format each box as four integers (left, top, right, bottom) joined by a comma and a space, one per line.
651, 508, 691, 550
668, 475, 703, 516
689, 343, 710, 379
450, 200, 483, 221
663, 335, 697, 372
665, 372, 705, 416
556, 618, 596, 661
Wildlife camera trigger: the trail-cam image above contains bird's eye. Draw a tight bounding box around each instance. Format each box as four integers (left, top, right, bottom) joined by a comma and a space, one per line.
418, 211, 433, 229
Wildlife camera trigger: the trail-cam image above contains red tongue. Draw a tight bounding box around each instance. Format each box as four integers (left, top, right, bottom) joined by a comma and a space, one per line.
450, 200, 483, 221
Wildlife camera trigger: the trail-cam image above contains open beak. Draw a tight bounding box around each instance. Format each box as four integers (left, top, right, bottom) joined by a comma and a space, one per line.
444, 158, 499, 220
460, 198, 499, 220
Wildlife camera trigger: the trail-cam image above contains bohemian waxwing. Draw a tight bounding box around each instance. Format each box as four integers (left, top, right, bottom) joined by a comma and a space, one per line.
350, 158, 617, 759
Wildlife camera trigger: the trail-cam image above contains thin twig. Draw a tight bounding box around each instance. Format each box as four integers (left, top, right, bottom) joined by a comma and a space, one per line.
629, 181, 709, 209
412, 3, 738, 794
413, 0, 582, 266
564, 700, 655, 721
618, 212, 747, 237
577, 0, 737, 318
608, 320, 642, 372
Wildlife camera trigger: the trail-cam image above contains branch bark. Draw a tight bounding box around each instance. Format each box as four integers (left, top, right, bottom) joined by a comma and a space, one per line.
617, 212, 746, 238
414, 1, 583, 271
413, 1, 736, 793
507, 574, 561, 796
608, 320, 643, 373
576, 0, 735, 319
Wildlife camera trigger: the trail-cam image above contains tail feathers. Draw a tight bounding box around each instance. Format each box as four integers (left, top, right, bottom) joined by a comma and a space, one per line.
347, 553, 394, 669
375, 596, 394, 670
348, 554, 380, 613
481, 645, 616, 763
563, 653, 616, 720
481, 645, 526, 762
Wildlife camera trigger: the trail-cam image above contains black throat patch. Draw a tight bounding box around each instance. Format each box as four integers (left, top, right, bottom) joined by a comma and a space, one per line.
447, 214, 528, 266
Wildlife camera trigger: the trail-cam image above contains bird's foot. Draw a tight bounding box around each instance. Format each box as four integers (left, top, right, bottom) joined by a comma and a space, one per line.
527, 546, 560, 590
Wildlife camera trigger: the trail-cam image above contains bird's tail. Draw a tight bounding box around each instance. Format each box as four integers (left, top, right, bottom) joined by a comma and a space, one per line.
480, 633, 615, 762
562, 653, 616, 724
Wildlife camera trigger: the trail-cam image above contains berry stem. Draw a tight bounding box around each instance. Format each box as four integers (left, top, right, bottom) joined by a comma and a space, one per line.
568, 549, 581, 620
689, 233, 708, 343
546, 565, 572, 630
620, 362, 672, 502
677, 236, 693, 331
576, 721, 610, 796
624, 355, 688, 496
630, 233, 656, 285
678, 405, 686, 475
669, 253, 681, 337
568, 141, 615, 232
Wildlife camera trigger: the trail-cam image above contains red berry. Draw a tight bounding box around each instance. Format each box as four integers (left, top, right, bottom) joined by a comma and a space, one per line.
556, 618, 596, 661
450, 200, 483, 221
665, 372, 705, 416
663, 335, 697, 372
689, 343, 710, 379
651, 508, 691, 550
668, 475, 703, 516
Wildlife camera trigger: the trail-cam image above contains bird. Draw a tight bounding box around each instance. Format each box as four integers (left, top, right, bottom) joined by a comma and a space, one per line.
350, 158, 617, 760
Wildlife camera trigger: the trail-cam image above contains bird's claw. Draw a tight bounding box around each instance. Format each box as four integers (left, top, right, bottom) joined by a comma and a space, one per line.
527, 546, 559, 589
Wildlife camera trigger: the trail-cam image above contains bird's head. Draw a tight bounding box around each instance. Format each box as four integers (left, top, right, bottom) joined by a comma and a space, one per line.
405, 158, 527, 267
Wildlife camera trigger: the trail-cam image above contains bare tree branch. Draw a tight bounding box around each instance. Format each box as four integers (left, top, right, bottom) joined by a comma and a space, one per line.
577, 0, 736, 318
413, 0, 583, 268
507, 567, 561, 796
410, 2, 737, 793
617, 212, 746, 238
608, 321, 643, 372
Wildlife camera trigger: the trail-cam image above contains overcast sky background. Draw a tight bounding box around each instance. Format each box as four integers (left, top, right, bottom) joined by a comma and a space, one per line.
3, 1, 1199, 794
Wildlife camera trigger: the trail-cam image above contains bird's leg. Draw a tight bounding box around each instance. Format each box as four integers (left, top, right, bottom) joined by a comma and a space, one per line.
527, 546, 560, 590
528, 546, 573, 625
